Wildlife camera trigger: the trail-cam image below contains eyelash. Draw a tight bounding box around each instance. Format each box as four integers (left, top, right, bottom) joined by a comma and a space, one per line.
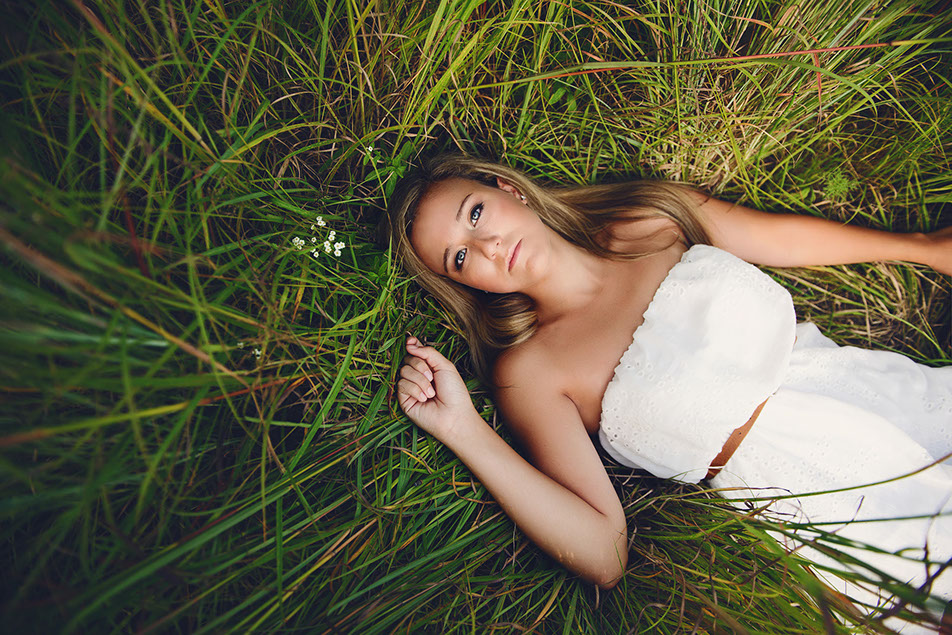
454, 203, 483, 271
469, 203, 483, 226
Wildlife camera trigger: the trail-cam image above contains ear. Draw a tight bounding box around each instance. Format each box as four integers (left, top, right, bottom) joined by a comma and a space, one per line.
495, 177, 524, 200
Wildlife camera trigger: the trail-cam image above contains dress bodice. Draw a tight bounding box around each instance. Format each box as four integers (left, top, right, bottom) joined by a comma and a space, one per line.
598, 245, 797, 482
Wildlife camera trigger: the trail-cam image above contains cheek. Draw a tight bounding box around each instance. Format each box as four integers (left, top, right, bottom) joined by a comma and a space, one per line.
459, 264, 495, 292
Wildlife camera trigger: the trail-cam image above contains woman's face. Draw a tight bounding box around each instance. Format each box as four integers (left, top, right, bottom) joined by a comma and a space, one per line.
410, 177, 551, 294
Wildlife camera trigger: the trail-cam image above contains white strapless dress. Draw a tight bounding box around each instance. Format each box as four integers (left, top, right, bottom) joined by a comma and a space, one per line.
598, 245, 952, 630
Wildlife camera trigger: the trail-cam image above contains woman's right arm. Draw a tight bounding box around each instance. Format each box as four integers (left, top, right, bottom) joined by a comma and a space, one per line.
397, 337, 628, 589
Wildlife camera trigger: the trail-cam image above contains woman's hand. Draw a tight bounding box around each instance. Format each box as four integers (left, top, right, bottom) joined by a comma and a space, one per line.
396, 336, 477, 443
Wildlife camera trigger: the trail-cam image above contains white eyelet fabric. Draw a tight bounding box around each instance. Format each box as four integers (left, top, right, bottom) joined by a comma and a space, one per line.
598, 245, 952, 625
599, 245, 797, 483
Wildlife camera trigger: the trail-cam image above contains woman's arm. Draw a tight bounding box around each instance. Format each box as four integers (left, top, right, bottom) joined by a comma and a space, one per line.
397, 337, 627, 588
693, 194, 952, 275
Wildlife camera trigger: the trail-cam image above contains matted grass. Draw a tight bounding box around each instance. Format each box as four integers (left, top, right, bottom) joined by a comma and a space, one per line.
1, 0, 949, 632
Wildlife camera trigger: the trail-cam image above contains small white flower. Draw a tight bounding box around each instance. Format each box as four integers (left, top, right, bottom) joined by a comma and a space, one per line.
328, 230, 336, 241
310, 224, 316, 230
334, 249, 341, 257
291, 236, 305, 249
311, 237, 317, 243
316, 216, 326, 227
334, 241, 345, 250
253, 348, 261, 358
367, 145, 374, 153
237, 342, 245, 349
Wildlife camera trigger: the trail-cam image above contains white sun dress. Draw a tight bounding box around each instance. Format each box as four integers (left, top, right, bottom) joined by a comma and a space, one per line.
598, 245, 952, 630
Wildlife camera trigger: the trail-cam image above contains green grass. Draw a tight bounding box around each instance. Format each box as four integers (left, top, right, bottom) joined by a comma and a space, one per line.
1, 0, 949, 632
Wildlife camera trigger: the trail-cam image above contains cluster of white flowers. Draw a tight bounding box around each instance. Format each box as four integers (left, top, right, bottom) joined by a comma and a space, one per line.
291, 216, 347, 259
317, 230, 346, 257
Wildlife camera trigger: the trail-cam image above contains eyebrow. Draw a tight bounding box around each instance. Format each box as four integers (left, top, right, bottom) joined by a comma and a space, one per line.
442, 192, 472, 274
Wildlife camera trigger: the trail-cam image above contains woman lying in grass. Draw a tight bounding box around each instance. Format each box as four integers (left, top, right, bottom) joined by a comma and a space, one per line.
387, 154, 952, 629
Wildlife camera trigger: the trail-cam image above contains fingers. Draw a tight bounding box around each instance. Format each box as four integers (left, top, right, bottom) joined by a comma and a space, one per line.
397, 335, 465, 413
405, 336, 452, 372
401, 351, 433, 382
399, 363, 435, 400
396, 378, 427, 410
398, 336, 441, 403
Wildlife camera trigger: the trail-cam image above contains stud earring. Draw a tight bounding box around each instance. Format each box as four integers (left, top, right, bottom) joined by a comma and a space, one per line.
520, 194, 527, 202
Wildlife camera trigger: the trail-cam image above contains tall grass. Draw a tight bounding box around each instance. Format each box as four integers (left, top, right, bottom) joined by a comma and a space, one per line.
1, 0, 949, 632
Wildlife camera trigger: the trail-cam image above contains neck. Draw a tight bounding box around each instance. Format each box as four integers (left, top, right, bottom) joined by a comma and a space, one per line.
522, 235, 608, 324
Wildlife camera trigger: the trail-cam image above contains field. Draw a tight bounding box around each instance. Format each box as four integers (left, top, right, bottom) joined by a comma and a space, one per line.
1, 0, 950, 632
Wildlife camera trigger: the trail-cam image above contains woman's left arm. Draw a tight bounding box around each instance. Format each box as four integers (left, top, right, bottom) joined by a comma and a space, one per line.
694, 194, 952, 275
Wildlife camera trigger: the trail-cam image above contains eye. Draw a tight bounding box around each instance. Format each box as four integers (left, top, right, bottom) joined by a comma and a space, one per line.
469, 203, 483, 226
454, 247, 467, 270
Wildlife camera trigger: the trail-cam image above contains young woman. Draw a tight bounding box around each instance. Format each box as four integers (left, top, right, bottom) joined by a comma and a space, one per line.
387, 154, 952, 628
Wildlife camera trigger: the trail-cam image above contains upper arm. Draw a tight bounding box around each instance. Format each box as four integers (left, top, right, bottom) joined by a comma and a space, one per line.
493, 349, 625, 528
687, 191, 921, 268
688, 191, 801, 264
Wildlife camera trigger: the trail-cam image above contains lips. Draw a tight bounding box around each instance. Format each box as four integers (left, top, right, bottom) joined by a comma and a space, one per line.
507, 240, 521, 272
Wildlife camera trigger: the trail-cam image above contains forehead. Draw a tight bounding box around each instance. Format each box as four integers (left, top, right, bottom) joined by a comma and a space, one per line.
410, 177, 481, 270
420, 177, 477, 214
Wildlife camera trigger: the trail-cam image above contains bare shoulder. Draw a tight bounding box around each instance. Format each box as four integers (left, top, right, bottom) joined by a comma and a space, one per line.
606, 185, 717, 252
606, 213, 683, 254
492, 339, 571, 434
493, 338, 561, 398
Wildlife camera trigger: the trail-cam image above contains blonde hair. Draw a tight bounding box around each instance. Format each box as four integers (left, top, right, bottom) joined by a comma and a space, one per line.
385, 154, 710, 381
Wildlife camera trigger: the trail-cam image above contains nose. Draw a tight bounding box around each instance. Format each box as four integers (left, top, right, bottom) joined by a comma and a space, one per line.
475, 235, 501, 259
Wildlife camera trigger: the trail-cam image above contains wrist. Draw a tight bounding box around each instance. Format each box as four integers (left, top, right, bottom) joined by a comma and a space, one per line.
441, 409, 491, 452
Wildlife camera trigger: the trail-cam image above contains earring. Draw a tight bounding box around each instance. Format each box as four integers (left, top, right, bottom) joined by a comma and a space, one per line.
520, 194, 527, 202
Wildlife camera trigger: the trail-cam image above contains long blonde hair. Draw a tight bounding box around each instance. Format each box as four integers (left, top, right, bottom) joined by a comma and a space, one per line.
385, 154, 710, 381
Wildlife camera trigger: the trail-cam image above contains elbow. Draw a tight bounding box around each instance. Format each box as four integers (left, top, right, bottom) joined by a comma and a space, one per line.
565, 543, 626, 589
593, 558, 626, 590
592, 526, 628, 590
596, 575, 622, 591
569, 551, 626, 589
